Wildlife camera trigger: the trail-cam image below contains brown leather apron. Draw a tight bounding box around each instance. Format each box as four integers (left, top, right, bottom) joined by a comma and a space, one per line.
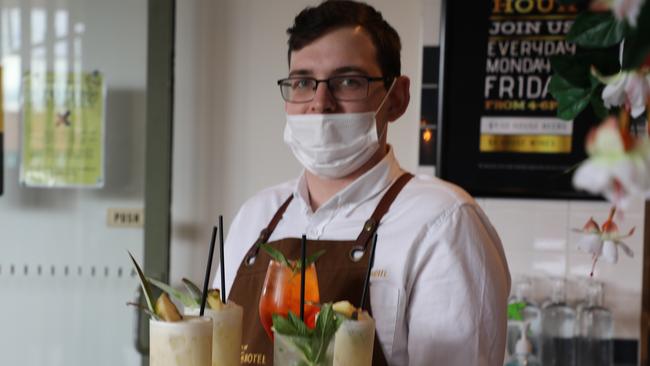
229, 173, 413, 365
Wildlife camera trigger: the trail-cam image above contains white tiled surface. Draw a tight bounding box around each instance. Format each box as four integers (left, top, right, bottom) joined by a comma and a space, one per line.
482, 198, 646, 339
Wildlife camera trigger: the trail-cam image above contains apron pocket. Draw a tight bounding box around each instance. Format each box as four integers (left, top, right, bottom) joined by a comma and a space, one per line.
369, 282, 400, 358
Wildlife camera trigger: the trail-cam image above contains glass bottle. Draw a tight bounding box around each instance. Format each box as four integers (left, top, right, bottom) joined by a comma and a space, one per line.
577, 280, 613, 366
541, 277, 577, 366
505, 322, 542, 366
507, 277, 542, 357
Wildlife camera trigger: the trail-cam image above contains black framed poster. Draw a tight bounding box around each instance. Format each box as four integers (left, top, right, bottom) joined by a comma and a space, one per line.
437, 0, 601, 199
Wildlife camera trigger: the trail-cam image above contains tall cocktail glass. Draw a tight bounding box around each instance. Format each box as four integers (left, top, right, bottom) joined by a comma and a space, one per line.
149, 316, 212, 366
333, 311, 375, 366
259, 260, 320, 338
185, 302, 243, 366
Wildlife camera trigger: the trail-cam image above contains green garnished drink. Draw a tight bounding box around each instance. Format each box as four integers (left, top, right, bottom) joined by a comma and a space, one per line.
272, 303, 341, 366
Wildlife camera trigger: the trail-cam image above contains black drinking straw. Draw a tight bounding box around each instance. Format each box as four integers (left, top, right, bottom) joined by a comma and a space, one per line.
200, 226, 218, 316
219, 215, 226, 304
300, 234, 307, 321
359, 233, 378, 310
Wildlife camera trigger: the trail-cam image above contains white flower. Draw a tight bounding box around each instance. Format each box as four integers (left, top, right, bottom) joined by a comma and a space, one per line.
612, 0, 645, 27
592, 0, 645, 26
600, 71, 650, 118
573, 117, 650, 208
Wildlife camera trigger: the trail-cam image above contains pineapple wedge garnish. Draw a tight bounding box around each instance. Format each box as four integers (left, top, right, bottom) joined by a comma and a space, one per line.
207, 289, 224, 310
155, 293, 183, 322
332, 300, 359, 319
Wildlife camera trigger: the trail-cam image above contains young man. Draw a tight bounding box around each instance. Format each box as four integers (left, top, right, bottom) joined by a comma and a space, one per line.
220, 1, 510, 365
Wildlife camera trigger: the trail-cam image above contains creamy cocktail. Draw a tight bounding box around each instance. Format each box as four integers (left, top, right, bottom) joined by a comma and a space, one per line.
150, 316, 213, 366
333, 311, 375, 366
185, 302, 243, 366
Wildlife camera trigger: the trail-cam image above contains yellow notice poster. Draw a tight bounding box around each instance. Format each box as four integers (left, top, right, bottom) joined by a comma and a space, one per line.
20, 71, 105, 187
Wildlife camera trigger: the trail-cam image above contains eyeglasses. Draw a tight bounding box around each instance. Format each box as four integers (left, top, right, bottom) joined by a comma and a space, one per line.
277, 75, 389, 103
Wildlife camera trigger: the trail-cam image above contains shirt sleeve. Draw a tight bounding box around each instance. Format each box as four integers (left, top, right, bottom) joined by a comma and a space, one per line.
406, 203, 511, 365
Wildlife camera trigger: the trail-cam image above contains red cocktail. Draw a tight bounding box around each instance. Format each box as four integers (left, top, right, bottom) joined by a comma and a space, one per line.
258, 260, 320, 339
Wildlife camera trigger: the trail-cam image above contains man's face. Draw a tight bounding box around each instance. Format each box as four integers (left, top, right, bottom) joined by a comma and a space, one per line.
286, 26, 389, 116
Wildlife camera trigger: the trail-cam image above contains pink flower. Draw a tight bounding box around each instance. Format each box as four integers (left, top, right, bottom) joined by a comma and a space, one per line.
574, 208, 635, 275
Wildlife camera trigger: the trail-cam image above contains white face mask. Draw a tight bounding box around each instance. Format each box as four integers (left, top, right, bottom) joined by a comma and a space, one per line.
283, 80, 396, 179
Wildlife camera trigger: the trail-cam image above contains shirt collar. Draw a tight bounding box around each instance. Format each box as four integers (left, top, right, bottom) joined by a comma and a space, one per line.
294, 146, 404, 215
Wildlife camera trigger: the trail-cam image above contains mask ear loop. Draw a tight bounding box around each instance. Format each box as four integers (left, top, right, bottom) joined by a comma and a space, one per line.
374, 77, 398, 141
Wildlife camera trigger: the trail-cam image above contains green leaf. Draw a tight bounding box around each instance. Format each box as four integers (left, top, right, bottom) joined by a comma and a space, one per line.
590, 85, 608, 119
287, 311, 312, 337
551, 55, 591, 88
126, 301, 158, 319
148, 277, 199, 308
567, 12, 626, 48
181, 278, 204, 303
272, 304, 343, 364
549, 74, 593, 120
273, 313, 302, 335
508, 302, 527, 321
551, 48, 620, 89
259, 243, 292, 268
312, 303, 342, 362
127, 251, 158, 319
295, 250, 326, 272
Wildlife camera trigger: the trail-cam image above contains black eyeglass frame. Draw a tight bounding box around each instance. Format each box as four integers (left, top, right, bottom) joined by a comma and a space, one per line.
276, 75, 392, 103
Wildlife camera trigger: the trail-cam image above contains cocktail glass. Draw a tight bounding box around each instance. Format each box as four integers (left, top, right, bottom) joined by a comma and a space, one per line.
149, 316, 213, 366
333, 311, 375, 366
259, 260, 320, 339
185, 302, 243, 366
273, 327, 334, 366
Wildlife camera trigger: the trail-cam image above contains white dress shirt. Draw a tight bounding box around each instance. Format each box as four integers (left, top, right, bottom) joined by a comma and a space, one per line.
218, 147, 511, 366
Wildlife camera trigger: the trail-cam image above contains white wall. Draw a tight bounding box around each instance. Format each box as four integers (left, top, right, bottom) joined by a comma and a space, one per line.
173, 0, 645, 342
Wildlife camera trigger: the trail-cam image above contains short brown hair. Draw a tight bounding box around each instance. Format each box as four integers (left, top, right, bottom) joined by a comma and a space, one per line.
286, 0, 402, 86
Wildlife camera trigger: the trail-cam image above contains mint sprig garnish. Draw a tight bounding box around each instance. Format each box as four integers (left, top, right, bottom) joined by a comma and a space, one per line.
272, 303, 343, 365
259, 243, 325, 273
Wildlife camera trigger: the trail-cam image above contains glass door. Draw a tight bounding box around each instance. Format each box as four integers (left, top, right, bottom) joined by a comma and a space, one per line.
0, 0, 173, 365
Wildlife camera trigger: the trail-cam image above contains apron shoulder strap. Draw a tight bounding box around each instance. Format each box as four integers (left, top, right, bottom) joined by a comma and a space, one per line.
356, 172, 414, 247
257, 194, 294, 245
244, 194, 294, 261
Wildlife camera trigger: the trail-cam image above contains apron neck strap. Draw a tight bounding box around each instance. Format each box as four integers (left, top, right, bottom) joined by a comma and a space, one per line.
256, 195, 294, 245
252, 172, 414, 251
355, 173, 414, 247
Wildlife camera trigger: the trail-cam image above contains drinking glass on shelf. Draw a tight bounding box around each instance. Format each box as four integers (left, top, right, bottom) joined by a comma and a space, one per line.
258, 259, 320, 339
